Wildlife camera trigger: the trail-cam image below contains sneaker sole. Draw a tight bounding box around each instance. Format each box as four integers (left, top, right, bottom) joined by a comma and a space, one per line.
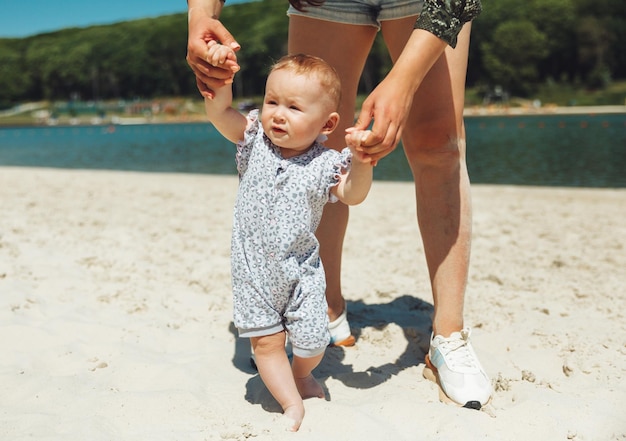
329, 335, 356, 347
423, 354, 485, 410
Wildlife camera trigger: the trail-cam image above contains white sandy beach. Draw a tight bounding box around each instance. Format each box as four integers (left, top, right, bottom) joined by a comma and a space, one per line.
0, 167, 624, 440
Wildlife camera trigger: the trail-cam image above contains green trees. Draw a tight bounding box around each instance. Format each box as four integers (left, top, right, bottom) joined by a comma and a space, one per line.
480, 20, 549, 95
220, 0, 289, 97
474, 0, 626, 94
0, 40, 32, 106
0, 0, 624, 107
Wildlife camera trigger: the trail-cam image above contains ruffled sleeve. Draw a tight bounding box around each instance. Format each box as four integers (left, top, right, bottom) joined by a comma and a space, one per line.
414, 0, 482, 48
235, 109, 261, 177
328, 147, 353, 204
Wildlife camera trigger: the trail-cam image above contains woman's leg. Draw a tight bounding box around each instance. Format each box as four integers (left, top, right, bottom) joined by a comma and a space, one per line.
381, 20, 491, 406
289, 17, 377, 327
381, 19, 471, 337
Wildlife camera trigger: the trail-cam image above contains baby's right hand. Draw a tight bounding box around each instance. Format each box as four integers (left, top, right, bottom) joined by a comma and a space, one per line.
205, 41, 239, 84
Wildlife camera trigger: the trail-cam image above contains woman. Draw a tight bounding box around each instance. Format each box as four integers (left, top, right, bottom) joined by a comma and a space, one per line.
187, 0, 492, 409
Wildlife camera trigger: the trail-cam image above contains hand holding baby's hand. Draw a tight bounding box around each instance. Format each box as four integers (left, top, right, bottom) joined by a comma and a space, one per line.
205, 41, 239, 84
345, 129, 375, 165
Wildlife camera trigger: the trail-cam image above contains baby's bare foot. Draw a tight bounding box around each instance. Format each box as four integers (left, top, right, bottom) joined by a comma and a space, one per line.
295, 374, 325, 400
282, 404, 304, 432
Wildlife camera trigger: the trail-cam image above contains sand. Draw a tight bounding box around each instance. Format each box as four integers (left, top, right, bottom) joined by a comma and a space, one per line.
1, 166, 624, 440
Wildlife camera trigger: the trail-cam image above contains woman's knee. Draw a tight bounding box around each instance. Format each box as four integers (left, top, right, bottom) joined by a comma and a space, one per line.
404, 135, 466, 172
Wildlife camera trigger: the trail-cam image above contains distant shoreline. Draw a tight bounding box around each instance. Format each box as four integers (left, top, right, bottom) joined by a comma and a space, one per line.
0, 105, 624, 128
464, 104, 626, 117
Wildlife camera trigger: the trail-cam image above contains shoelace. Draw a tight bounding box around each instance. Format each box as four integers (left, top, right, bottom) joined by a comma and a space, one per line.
439, 335, 477, 370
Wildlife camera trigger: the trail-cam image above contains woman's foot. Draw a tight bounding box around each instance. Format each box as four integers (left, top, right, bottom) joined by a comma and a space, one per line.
423, 328, 492, 409
328, 303, 356, 346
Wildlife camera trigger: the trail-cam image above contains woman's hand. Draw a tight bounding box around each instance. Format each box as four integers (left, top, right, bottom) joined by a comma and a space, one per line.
349, 72, 415, 164
186, 7, 240, 99
349, 29, 447, 164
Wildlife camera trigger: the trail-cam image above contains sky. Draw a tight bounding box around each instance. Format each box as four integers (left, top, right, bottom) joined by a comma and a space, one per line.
0, 0, 248, 38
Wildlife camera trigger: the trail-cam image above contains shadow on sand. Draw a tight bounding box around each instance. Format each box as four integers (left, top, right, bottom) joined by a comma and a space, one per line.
229, 295, 434, 413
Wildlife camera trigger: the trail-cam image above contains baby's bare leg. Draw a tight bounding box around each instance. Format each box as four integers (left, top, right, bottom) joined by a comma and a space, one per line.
251, 333, 304, 431
292, 353, 325, 399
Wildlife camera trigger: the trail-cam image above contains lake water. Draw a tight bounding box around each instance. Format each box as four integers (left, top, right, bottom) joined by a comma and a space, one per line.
0, 113, 624, 188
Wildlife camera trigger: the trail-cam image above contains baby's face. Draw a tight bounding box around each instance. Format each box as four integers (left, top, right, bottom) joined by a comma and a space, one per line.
261, 70, 335, 155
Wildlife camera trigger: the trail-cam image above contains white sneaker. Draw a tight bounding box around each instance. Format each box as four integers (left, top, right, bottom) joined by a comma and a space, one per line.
424, 328, 492, 409
328, 304, 355, 347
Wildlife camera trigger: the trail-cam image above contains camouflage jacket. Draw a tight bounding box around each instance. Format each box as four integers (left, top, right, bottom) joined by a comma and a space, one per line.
415, 0, 482, 48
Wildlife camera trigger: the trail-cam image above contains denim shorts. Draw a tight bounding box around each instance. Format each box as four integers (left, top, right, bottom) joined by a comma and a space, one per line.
287, 0, 423, 29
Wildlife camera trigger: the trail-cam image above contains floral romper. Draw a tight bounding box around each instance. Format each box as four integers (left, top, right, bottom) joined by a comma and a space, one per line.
231, 110, 352, 358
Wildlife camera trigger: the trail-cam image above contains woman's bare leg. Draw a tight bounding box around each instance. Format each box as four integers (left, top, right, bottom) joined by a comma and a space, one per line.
380, 20, 490, 407
289, 17, 378, 324
380, 20, 472, 337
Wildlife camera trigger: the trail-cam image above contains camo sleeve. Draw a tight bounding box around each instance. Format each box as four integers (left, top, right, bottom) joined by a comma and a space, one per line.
414, 0, 482, 48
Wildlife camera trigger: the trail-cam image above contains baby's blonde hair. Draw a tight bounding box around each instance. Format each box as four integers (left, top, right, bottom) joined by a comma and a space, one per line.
271, 54, 342, 111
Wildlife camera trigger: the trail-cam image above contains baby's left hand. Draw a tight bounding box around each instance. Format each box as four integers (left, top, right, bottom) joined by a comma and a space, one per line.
345, 129, 375, 165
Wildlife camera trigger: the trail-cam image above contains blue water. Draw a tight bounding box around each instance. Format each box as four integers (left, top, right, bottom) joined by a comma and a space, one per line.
0, 113, 624, 187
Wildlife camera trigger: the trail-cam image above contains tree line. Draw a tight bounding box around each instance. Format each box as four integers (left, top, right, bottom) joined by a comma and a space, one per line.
0, 0, 624, 108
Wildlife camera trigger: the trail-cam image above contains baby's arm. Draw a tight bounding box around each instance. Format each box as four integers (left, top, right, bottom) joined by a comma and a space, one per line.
203, 42, 247, 144
332, 130, 374, 205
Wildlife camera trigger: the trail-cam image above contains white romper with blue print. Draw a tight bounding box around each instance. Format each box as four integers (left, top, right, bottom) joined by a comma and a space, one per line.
232, 110, 351, 356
